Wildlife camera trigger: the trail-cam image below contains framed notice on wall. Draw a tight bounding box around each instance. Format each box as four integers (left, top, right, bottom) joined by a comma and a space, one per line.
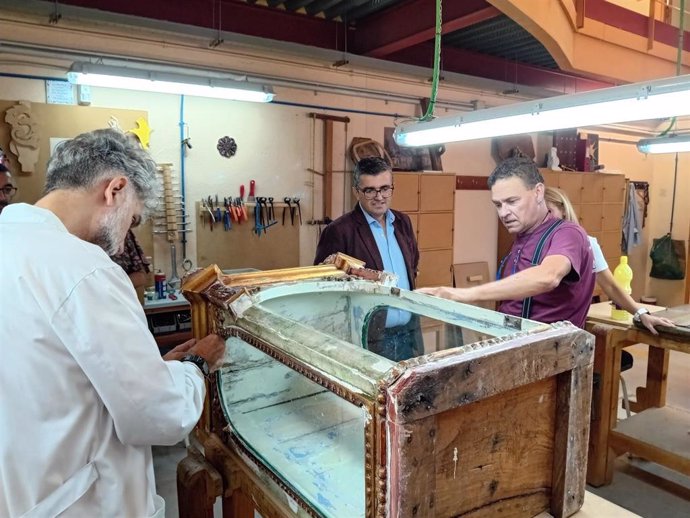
45, 81, 75, 105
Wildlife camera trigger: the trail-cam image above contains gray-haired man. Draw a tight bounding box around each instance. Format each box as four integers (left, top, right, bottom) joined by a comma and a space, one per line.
0, 128, 225, 518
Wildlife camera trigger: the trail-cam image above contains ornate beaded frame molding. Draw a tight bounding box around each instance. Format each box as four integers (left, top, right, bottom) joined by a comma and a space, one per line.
212, 326, 379, 518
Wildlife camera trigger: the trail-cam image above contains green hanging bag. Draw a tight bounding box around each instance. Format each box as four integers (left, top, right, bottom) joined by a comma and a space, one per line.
649, 233, 686, 280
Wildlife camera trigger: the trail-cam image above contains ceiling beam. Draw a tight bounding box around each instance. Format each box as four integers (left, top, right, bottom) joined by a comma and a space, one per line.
353, 0, 500, 58
388, 43, 615, 94
53, 0, 344, 50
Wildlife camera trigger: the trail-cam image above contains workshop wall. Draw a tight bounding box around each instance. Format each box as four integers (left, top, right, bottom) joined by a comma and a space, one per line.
598, 137, 690, 306
1, 73, 686, 305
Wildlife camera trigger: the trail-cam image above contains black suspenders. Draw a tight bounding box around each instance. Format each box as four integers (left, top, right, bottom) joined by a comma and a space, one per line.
496, 219, 565, 320
521, 219, 564, 319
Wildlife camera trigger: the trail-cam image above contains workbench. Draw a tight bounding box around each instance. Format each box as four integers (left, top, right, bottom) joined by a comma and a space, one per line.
585, 302, 690, 487
143, 292, 192, 351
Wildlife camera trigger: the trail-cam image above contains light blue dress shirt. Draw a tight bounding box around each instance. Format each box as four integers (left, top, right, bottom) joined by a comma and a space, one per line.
361, 204, 411, 327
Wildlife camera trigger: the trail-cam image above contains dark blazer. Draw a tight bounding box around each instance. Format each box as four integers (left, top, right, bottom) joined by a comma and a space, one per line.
313, 204, 420, 288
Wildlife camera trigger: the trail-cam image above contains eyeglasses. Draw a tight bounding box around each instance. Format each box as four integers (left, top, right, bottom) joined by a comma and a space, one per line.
356, 185, 394, 200
1, 186, 17, 197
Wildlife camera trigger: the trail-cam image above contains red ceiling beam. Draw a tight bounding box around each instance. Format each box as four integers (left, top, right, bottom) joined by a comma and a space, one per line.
353, 0, 499, 58
54, 0, 344, 51
388, 43, 616, 94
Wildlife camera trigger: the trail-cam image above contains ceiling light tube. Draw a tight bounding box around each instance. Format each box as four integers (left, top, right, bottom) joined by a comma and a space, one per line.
394, 74, 690, 147
68, 62, 274, 103
637, 134, 690, 153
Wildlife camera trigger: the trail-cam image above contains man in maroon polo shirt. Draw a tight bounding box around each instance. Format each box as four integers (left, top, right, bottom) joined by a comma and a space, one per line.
419, 156, 594, 328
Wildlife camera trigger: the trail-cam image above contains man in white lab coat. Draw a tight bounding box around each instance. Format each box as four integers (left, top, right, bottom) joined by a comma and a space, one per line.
0, 128, 225, 518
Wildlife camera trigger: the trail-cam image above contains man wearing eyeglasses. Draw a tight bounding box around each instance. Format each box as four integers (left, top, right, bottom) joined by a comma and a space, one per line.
314, 156, 421, 360
0, 164, 17, 214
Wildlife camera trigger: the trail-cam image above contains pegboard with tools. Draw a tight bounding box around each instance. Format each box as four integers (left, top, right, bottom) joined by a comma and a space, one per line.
195, 193, 301, 271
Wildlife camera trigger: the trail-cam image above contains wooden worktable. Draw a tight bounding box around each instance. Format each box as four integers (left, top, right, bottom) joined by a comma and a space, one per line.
585, 302, 690, 487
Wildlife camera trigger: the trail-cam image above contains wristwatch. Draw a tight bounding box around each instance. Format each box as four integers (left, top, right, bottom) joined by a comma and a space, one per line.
632, 307, 651, 323
180, 354, 210, 377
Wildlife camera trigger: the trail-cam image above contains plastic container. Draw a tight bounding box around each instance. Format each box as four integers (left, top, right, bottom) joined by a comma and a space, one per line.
611, 256, 633, 320
144, 286, 156, 302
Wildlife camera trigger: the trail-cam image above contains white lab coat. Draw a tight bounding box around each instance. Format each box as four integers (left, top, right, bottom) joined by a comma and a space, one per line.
0, 204, 206, 517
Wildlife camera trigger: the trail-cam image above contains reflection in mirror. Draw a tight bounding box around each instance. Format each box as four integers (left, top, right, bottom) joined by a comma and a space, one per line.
363, 306, 494, 361
218, 336, 366, 518
255, 288, 541, 362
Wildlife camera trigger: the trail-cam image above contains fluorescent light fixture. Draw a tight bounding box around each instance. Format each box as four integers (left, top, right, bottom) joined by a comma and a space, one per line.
68, 62, 274, 103
394, 74, 690, 146
637, 133, 690, 153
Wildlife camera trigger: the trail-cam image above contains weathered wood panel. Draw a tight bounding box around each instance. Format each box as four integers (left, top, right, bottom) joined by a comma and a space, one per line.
390, 326, 592, 423
433, 378, 555, 518
551, 364, 593, 517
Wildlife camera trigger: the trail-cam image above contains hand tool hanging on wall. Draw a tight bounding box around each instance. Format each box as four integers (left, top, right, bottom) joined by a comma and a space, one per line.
248, 180, 256, 203
235, 197, 246, 222
253, 199, 262, 236
293, 197, 303, 225
206, 196, 215, 231
223, 198, 232, 231
267, 197, 277, 227
239, 185, 248, 222
282, 197, 294, 225
214, 195, 221, 225
201, 197, 214, 229
258, 197, 267, 234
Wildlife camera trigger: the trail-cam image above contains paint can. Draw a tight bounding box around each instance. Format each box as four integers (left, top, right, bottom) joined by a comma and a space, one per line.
154, 270, 167, 299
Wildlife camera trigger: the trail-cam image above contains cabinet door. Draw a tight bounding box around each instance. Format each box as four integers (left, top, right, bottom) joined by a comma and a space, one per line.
391, 173, 419, 212
558, 173, 583, 204
417, 249, 453, 287
420, 174, 455, 212
580, 204, 603, 232
602, 203, 624, 231
603, 175, 626, 203
598, 230, 622, 259
581, 174, 605, 203
417, 212, 454, 249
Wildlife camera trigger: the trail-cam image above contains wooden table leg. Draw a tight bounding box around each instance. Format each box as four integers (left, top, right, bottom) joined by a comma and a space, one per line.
586, 325, 616, 487
177, 446, 222, 518
630, 345, 669, 413
602, 341, 624, 485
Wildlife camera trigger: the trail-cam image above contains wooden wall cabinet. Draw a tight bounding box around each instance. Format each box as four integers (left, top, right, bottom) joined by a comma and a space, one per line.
392, 172, 456, 287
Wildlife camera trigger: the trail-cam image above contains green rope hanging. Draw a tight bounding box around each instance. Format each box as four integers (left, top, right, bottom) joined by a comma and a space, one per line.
420, 0, 442, 121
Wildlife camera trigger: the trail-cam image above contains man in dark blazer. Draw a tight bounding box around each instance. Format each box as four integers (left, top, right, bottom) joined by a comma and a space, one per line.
314, 157, 422, 361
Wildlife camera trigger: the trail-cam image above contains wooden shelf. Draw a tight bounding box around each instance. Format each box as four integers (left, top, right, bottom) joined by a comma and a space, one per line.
610, 406, 690, 476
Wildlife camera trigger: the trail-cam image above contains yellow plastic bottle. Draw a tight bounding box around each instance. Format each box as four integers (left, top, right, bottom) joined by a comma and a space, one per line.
611, 256, 633, 320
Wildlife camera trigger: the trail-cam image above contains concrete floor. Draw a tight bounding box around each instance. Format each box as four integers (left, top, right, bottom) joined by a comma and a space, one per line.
153, 345, 690, 518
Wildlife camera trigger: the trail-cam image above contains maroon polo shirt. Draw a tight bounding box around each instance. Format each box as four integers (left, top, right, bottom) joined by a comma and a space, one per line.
498, 216, 595, 328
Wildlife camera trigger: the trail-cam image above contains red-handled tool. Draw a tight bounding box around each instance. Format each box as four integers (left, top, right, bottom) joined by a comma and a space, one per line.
248, 180, 256, 203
